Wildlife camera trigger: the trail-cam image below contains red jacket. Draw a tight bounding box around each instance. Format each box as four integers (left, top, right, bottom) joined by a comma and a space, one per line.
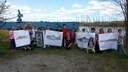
62, 27, 67, 38
25, 26, 32, 30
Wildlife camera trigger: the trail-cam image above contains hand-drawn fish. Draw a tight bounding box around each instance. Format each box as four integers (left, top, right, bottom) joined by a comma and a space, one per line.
100, 39, 118, 42
78, 37, 88, 43
16, 36, 27, 40
47, 35, 61, 40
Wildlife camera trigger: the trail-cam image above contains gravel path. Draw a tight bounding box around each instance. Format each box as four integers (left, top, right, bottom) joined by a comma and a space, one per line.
0, 48, 127, 72
0, 49, 93, 72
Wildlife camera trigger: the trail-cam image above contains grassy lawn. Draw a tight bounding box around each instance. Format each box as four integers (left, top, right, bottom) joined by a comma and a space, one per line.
0, 41, 10, 61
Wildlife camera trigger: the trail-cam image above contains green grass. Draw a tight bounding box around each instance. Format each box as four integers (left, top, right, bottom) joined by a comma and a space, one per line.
0, 41, 66, 61
0, 41, 128, 61
0, 41, 10, 61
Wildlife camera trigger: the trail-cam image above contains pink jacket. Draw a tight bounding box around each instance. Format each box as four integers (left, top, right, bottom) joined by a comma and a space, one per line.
70, 31, 76, 39
9, 30, 14, 39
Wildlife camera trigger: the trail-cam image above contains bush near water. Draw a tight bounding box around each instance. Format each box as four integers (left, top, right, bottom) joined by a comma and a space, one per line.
0, 30, 9, 41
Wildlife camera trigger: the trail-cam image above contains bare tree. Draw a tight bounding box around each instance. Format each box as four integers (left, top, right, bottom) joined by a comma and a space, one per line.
115, 0, 128, 47
0, 0, 10, 22
126, 0, 128, 47
99, 0, 127, 47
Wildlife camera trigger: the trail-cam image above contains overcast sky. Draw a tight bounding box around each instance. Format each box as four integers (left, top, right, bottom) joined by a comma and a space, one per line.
3, 0, 124, 22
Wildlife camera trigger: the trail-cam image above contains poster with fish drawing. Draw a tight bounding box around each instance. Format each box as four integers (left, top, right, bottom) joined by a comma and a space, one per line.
35, 31, 44, 47
44, 30, 63, 46
99, 33, 118, 50
13, 30, 31, 47
76, 32, 95, 49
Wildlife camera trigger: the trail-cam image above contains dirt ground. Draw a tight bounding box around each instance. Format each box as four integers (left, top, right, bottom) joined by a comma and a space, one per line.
0, 47, 128, 72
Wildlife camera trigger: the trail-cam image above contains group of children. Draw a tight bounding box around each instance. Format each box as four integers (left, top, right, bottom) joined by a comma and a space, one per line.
8, 24, 76, 51
62, 25, 76, 50
82, 27, 127, 55
8, 24, 127, 56
47, 24, 126, 56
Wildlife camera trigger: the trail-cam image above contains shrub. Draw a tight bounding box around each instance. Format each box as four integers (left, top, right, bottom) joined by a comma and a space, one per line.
0, 30, 9, 41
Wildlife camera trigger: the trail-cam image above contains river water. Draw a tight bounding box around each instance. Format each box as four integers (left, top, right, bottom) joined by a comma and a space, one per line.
79, 26, 126, 34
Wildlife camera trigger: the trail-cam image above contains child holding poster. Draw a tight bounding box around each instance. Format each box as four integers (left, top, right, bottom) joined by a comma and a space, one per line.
62, 24, 67, 48
31, 38, 37, 48
107, 28, 112, 33
66, 30, 71, 50
87, 37, 95, 53
69, 29, 76, 48
117, 29, 127, 56
9, 28, 15, 51
95, 28, 104, 53
106, 28, 113, 53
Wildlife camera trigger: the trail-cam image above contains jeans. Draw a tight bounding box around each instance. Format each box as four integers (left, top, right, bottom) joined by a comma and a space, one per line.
117, 44, 126, 55
10, 39, 15, 50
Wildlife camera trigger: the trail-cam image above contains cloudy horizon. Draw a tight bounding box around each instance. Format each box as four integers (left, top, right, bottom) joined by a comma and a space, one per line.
3, 0, 125, 22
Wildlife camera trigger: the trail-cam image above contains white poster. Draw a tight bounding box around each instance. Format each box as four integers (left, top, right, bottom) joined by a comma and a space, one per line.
13, 30, 31, 47
99, 33, 118, 50
77, 32, 95, 49
44, 30, 63, 46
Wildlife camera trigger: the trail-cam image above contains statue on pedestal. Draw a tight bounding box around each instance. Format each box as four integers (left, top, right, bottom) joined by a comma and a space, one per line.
17, 10, 23, 23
